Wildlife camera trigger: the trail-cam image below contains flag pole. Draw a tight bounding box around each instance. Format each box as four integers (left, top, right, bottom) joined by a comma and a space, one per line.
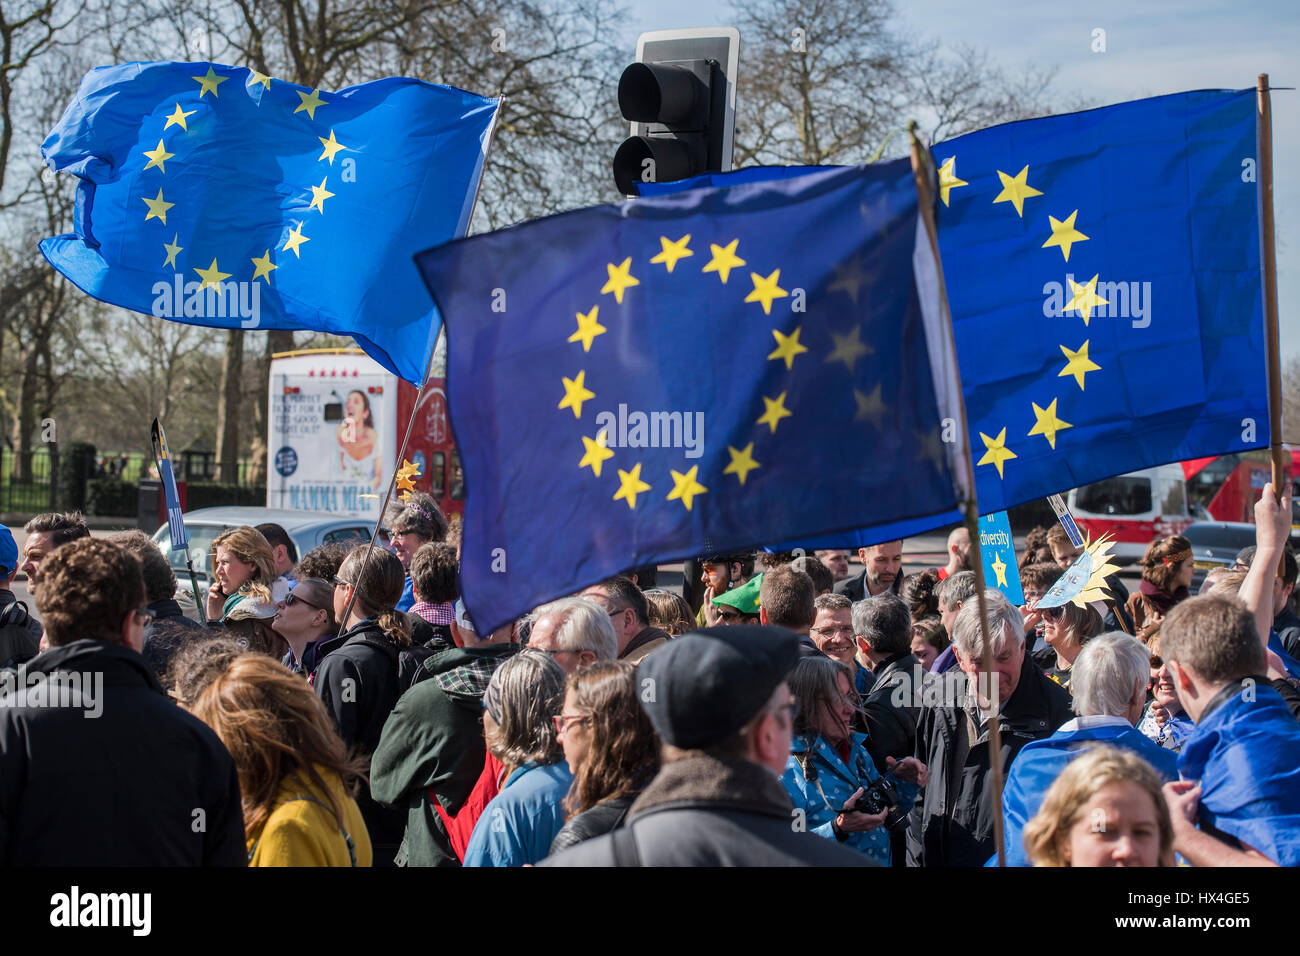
335, 97, 505, 634
908, 121, 1008, 867
1257, 75, 1287, 580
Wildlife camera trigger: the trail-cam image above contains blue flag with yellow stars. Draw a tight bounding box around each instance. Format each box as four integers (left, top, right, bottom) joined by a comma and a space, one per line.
40, 61, 498, 384
933, 88, 1266, 514
416, 161, 967, 633
643, 89, 1268, 529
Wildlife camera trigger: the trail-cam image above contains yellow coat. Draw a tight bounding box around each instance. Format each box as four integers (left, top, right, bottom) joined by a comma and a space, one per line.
246, 769, 373, 867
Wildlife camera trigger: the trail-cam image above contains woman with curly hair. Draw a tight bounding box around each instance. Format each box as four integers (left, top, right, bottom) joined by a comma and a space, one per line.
189, 653, 372, 866
1125, 535, 1194, 632
899, 570, 940, 622
384, 491, 449, 612
205, 525, 287, 623
549, 661, 660, 852
1023, 745, 1173, 867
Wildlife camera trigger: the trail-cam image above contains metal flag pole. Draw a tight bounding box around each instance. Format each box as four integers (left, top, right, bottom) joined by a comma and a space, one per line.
908, 121, 1008, 867
1258, 74, 1288, 578
336, 96, 505, 635
151, 418, 207, 626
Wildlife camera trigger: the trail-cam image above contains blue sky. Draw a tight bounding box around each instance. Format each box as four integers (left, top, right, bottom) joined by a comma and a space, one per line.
620, 0, 1300, 359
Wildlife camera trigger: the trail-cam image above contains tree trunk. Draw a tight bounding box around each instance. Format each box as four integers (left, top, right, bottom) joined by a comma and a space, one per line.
15, 346, 38, 482
246, 329, 293, 487
215, 329, 244, 483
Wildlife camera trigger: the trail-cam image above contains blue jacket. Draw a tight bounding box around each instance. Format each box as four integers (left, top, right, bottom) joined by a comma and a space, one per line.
991, 718, 1179, 867
1179, 680, 1300, 866
396, 576, 415, 613
463, 761, 574, 867
782, 732, 917, 865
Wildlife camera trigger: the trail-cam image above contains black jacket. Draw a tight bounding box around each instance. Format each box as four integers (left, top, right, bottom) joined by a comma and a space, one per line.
0, 589, 41, 669
549, 794, 637, 854
313, 618, 407, 861
0, 639, 245, 865
834, 570, 902, 602
905, 651, 1072, 867
861, 651, 921, 773
541, 754, 874, 867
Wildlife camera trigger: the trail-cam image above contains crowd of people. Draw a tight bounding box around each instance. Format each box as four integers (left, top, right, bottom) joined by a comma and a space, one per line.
1, 485, 1299, 868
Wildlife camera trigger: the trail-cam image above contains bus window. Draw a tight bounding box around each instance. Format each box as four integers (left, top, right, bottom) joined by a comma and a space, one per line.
1160, 479, 1186, 517
450, 450, 465, 500
1076, 477, 1152, 516
429, 452, 446, 498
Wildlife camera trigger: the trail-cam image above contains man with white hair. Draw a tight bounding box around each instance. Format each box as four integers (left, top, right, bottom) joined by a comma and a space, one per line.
994, 632, 1179, 866
526, 597, 617, 675
906, 589, 1073, 867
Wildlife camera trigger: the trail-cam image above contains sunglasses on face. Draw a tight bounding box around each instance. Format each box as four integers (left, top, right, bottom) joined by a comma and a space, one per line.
285, 591, 322, 610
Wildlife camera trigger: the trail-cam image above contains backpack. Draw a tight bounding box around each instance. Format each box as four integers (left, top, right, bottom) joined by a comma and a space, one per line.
0, 599, 37, 669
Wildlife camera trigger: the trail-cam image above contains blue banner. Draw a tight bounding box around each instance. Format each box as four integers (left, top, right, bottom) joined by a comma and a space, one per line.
978, 510, 1023, 604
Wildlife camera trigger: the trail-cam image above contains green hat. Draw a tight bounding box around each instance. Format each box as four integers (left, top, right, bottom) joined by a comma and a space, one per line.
713, 572, 762, 615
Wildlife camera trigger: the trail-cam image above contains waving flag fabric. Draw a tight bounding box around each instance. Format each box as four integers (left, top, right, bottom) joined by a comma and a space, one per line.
40, 61, 498, 384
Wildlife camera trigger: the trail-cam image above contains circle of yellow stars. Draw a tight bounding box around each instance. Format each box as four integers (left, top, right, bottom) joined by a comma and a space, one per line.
561, 234, 823, 512
939, 153, 1108, 480
138, 64, 350, 294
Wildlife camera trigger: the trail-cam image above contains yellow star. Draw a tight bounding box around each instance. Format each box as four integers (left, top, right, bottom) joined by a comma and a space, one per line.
827, 325, 872, 372
1058, 339, 1102, 390
828, 254, 867, 304
163, 103, 196, 131
702, 239, 746, 284
193, 66, 228, 98
396, 458, 421, 484
141, 189, 174, 224
756, 392, 793, 433
579, 431, 615, 477
937, 156, 968, 206
649, 234, 693, 272
1042, 210, 1089, 262
745, 269, 789, 315
295, 89, 327, 119
282, 221, 310, 258
162, 234, 182, 270
318, 129, 347, 165
250, 250, 277, 283
246, 69, 272, 89
767, 326, 808, 370
724, 443, 760, 486
308, 176, 335, 214
854, 384, 885, 429
1028, 398, 1073, 449
600, 257, 640, 304
613, 463, 651, 510
141, 139, 174, 173
977, 427, 1018, 479
992, 165, 1043, 218
568, 306, 606, 352
991, 552, 1009, 588
194, 258, 231, 291
666, 466, 708, 511
557, 370, 595, 419
1064, 274, 1108, 326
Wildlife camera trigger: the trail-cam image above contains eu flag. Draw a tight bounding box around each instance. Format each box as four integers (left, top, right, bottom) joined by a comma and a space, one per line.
933, 89, 1266, 515
642, 90, 1268, 534
40, 61, 498, 384
416, 161, 966, 632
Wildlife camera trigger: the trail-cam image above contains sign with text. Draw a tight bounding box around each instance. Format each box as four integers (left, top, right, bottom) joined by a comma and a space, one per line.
979, 510, 1024, 605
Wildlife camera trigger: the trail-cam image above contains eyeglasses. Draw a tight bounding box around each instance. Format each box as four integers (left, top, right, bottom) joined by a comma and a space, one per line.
717, 609, 746, 622
285, 591, 322, 610
552, 713, 591, 732
810, 625, 855, 638
1041, 605, 1065, 621
535, 647, 590, 658
132, 608, 156, 627
332, 576, 353, 590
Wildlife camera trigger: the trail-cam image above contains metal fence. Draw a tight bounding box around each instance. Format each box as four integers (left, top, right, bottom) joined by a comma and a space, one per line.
0, 448, 55, 513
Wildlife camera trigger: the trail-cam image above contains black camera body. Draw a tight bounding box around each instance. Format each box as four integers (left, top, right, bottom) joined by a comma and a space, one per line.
846, 774, 909, 831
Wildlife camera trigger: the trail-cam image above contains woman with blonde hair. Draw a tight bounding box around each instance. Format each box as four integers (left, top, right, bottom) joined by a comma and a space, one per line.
205, 526, 286, 622
1023, 745, 1173, 867
189, 653, 372, 866
1125, 535, 1194, 632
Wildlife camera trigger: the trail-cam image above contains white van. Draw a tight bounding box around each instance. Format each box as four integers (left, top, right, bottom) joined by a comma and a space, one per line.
1066, 464, 1194, 563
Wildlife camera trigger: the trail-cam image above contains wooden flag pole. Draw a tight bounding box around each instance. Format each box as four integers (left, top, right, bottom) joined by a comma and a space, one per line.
1257, 75, 1287, 579
908, 122, 1008, 867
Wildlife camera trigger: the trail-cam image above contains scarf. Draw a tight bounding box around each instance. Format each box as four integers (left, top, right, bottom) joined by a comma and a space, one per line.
1139, 578, 1188, 615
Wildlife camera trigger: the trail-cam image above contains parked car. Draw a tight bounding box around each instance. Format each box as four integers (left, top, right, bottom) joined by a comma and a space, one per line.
1181, 521, 1300, 592
153, 506, 382, 602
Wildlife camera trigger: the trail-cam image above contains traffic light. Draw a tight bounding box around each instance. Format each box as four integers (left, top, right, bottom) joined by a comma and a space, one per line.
613, 28, 740, 196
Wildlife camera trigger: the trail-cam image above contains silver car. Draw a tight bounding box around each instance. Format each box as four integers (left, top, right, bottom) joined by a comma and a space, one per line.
152, 506, 383, 600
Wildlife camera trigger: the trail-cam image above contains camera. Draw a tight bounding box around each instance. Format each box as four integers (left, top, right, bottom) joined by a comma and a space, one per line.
846, 773, 909, 831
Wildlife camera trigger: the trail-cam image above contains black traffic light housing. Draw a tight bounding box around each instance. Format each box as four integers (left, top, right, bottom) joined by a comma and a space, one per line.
613, 28, 739, 196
